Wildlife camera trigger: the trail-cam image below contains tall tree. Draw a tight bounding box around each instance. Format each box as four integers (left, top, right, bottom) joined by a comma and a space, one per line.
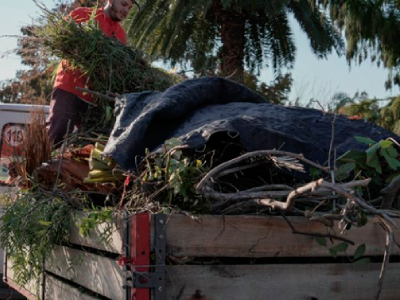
127, 0, 344, 83
319, 0, 400, 90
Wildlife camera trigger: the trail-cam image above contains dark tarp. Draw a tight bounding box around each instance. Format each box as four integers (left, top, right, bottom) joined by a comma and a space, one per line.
104, 77, 399, 174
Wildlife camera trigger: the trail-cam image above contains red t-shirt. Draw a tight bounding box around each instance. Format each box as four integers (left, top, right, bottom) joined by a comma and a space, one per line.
54, 7, 127, 103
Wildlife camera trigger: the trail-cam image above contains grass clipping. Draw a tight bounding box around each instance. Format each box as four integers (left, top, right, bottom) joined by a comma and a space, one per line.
33, 5, 180, 97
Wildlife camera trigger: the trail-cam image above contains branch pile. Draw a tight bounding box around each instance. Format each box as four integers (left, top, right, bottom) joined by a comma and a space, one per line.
28, 3, 182, 135
33, 4, 180, 96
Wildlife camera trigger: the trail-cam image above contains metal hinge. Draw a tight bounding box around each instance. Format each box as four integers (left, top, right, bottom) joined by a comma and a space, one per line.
124, 214, 166, 300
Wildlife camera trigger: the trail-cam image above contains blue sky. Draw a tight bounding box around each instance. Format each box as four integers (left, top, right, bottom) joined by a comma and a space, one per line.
0, 0, 397, 104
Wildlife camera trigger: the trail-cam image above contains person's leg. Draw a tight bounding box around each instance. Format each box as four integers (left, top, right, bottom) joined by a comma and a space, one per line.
46, 88, 89, 146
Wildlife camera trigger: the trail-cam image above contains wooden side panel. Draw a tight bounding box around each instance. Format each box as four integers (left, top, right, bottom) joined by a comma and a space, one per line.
166, 263, 400, 300
69, 213, 123, 254
45, 275, 100, 300
45, 246, 124, 300
166, 215, 399, 258
4, 255, 40, 300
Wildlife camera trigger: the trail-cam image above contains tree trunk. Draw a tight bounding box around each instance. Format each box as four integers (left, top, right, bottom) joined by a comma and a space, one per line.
215, 3, 246, 84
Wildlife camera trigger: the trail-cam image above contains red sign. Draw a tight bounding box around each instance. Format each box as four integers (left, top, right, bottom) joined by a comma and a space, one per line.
0, 123, 26, 181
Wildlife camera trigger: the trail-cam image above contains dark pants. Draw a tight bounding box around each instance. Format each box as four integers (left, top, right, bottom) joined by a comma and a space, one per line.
46, 88, 89, 147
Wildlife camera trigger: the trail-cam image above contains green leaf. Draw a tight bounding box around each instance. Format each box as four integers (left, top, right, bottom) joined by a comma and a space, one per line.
169, 172, 176, 181
355, 136, 376, 145
386, 145, 399, 158
334, 162, 356, 181
336, 150, 365, 164
353, 257, 371, 265
173, 150, 182, 160
380, 148, 400, 170
38, 220, 52, 226
330, 242, 349, 252
329, 249, 338, 258
357, 212, 368, 227
354, 244, 366, 260
309, 167, 322, 179
196, 159, 202, 167
366, 142, 381, 164
37, 229, 47, 236
365, 154, 382, 174
380, 140, 393, 149
315, 237, 327, 247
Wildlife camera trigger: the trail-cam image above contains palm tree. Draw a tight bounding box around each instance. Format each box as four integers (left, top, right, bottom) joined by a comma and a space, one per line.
320, 0, 400, 90
328, 92, 354, 113
126, 0, 344, 83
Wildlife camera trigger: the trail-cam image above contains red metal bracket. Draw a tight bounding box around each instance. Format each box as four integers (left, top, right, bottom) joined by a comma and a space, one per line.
130, 213, 151, 300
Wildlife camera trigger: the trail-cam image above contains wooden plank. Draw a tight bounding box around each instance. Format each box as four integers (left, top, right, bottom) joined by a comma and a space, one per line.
166, 263, 400, 300
5, 278, 37, 300
45, 275, 100, 300
69, 212, 123, 254
166, 215, 399, 258
4, 254, 40, 300
45, 246, 124, 300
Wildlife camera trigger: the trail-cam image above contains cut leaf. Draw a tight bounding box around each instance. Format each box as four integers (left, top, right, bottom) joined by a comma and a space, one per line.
380, 140, 393, 149
353, 244, 366, 260
335, 162, 356, 181
38, 220, 52, 226
353, 257, 371, 265
336, 150, 366, 165
380, 148, 400, 170
315, 237, 327, 247
365, 154, 382, 174
355, 136, 376, 145
366, 142, 380, 164
329, 249, 338, 258
330, 242, 349, 252
386, 145, 399, 158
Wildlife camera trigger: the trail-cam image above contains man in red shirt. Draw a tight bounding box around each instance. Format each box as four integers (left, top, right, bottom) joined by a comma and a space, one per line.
47, 0, 134, 146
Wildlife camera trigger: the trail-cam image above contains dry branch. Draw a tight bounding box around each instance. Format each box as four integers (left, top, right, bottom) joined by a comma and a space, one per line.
380, 176, 400, 209
280, 213, 355, 245
196, 150, 330, 194
376, 216, 394, 300
322, 181, 400, 228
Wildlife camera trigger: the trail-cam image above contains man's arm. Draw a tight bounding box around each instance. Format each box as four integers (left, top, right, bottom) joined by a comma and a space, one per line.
69, 7, 92, 24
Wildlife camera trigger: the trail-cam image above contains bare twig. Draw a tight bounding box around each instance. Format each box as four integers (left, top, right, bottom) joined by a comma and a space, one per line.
173, 208, 202, 223
216, 161, 273, 180
197, 150, 330, 194
211, 178, 371, 212
259, 179, 324, 210
281, 213, 355, 245
328, 114, 337, 174
387, 137, 400, 148
380, 176, 400, 209
328, 114, 337, 211
304, 210, 344, 228
76, 87, 115, 102
375, 216, 394, 300
244, 184, 293, 192
322, 181, 400, 228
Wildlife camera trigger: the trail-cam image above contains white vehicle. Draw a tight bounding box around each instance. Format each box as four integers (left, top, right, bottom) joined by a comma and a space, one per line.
0, 103, 49, 299
0, 103, 50, 193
